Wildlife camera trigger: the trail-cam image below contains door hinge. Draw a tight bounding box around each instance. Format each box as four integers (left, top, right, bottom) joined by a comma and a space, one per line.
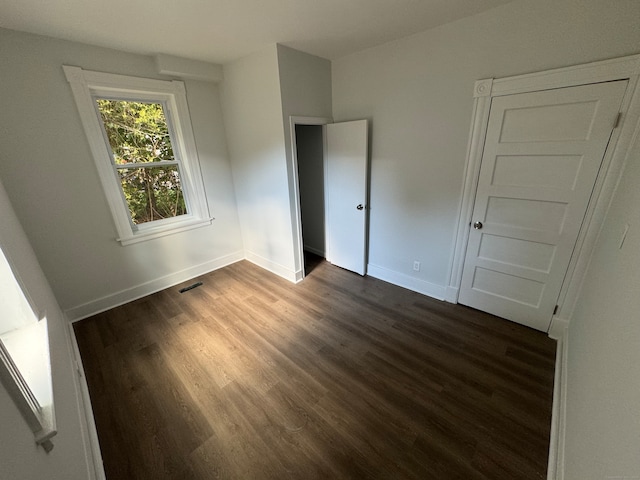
613, 112, 622, 129
553, 305, 559, 315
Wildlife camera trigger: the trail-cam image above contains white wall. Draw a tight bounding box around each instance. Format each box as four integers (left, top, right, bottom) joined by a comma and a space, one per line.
277, 44, 332, 121
0, 28, 243, 319
332, 0, 640, 294
562, 136, 640, 479
295, 125, 325, 255
277, 45, 332, 275
0, 178, 92, 480
221, 45, 298, 279
220, 44, 332, 280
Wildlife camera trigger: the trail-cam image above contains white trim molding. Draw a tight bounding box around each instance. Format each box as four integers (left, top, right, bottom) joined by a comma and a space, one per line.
154, 54, 223, 83
67, 322, 106, 480
0, 326, 56, 452
447, 53, 640, 333
547, 326, 569, 480
491, 55, 640, 97
0, 246, 57, 452
447, 82, 493, 299
288, 116, 333, 281
245, 250, 300, 284
473, 78, 493, 98
444, 286, 459, 304
63, 65, 212, 246
548, 317, 570, 341
65, 251, 244, 321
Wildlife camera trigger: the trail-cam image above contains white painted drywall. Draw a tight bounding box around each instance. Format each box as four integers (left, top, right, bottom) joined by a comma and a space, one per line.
0, 28, 242, 316
220, 44, 332, 280
277, 45, 332, 273
332, 0, 640, 291
295, 125, 325, 256
562, 137, 640, 479
220, 45, 298, 279
0, 178, 92, 479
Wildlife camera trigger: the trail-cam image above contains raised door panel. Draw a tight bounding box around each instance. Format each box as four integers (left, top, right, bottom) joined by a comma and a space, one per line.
458, 80, 627, 331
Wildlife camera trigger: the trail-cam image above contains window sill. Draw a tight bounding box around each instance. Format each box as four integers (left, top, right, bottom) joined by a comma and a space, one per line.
117, 217, 213, 246
0, 318, 57, 453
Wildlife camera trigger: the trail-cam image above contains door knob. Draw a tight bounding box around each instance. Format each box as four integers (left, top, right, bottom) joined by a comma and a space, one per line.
357, 204, 364, 210
473, 221, 483, 230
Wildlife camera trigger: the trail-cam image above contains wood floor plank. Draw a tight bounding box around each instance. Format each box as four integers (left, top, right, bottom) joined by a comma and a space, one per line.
74, 255, 556, 479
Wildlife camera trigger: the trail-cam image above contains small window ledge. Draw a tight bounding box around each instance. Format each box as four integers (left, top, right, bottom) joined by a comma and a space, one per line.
0, 318, 56, 452
63, 66, 212, 246
117, 217, 213, 246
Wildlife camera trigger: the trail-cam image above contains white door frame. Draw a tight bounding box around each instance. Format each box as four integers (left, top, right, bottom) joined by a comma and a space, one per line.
446, 53, 640, 333
289, 116, 332, 282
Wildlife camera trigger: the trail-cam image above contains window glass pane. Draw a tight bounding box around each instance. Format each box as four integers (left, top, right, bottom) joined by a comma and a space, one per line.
117, 166, 187, 225
96, 99, 175, 165
0, 249, 37, 335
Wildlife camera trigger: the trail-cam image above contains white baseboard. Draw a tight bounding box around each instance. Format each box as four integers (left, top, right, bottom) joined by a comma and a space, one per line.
547, 326, 568, 480
67, 322, 106, 480
444, 286, 459, 303
65, 251, 244, 322
548, 316, 570, 340
366, 264, 447, 301
303, 245, 325, 257
245, 251, 298, 283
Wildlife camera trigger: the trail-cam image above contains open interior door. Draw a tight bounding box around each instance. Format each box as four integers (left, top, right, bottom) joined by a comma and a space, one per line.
325, 120, 369, 275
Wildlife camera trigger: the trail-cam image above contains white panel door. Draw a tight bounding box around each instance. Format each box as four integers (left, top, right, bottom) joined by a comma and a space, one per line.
326, 120, 369, 275
459, 81, 627, 331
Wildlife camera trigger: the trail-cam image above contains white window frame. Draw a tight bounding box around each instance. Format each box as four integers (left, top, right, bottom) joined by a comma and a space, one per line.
64, 66, 211, 245
0, 245, 56, 452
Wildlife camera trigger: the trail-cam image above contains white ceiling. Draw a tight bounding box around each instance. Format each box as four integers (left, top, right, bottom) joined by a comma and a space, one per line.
0, 0, 514, 64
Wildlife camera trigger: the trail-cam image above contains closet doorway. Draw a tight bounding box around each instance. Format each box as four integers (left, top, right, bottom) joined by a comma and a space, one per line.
291, 117, 369, 279
295, 123, 326, 274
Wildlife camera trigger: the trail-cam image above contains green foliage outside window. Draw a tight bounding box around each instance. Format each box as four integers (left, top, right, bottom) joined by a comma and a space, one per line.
96, 100, 187, 225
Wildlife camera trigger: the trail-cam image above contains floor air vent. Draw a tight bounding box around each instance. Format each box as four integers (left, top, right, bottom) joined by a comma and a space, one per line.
179, 281, 203, 293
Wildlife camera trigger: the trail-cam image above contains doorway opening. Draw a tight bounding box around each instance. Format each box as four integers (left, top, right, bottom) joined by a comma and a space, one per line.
290, 116, 369, 280
293, 123, 326, 277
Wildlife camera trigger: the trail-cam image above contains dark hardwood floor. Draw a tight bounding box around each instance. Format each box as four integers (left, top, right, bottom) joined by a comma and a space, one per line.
74, 256, 557, 479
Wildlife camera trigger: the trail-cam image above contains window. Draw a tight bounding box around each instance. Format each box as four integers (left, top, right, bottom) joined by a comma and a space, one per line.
64, 66, 211, 245
0, 246, 56, 452
96, 99, 188, 225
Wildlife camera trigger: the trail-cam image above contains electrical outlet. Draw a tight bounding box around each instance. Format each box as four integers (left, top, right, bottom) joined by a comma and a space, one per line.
413, 261, 420, 272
